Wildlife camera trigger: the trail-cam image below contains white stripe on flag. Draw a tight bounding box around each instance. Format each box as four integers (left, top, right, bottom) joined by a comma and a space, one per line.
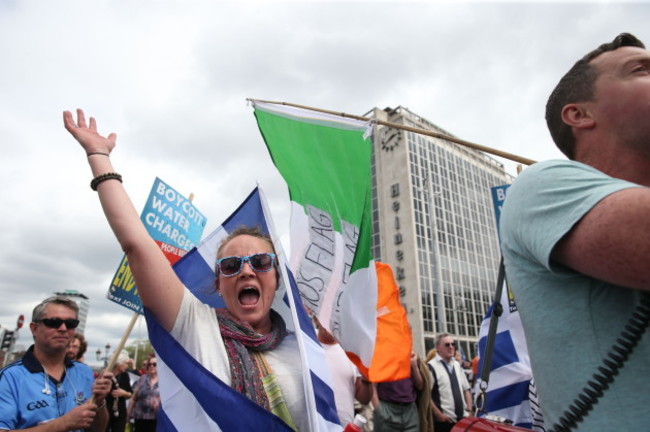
476, 282, 539, 429
252, 101, 378, 371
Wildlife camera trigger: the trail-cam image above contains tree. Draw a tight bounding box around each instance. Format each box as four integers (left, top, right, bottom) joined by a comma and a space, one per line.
125, 339, 153, 369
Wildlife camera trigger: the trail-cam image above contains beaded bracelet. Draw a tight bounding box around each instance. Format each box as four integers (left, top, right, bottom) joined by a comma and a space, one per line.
87, 152, 110, 157
90, 172, 122, 191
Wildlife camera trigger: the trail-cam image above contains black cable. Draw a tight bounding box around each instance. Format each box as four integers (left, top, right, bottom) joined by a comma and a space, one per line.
550, 292, 650, 432
475, 257, 506, 415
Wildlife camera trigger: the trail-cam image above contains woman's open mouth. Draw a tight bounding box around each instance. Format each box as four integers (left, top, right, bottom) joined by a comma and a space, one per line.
238, 287, 261, 306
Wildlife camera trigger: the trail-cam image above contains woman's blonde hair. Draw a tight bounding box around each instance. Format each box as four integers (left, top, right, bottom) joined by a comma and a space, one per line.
214, 225, 278, 291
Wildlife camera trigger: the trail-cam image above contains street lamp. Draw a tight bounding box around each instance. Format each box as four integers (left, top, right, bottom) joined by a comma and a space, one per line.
96, 343, 111, 367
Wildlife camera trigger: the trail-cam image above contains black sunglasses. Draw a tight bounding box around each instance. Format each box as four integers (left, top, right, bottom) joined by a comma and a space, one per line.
444, 342, 456, 348
36, 318, 80, 329
148, 362, 157, 367
216, 253, 276, 277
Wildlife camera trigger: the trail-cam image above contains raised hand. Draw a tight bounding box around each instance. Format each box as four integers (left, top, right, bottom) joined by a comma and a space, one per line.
63, 108, 117, 155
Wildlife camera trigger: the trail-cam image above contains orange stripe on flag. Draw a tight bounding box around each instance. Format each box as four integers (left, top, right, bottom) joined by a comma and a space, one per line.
347, 261, 412, 382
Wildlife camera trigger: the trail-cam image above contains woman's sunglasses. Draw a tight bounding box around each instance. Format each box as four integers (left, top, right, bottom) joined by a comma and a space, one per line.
216, 253, 276, 277
36, 318, 80, 329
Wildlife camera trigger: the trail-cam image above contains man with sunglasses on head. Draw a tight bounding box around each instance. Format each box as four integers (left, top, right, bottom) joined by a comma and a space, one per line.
427, 334, 472, 432
0, 296, 112, 431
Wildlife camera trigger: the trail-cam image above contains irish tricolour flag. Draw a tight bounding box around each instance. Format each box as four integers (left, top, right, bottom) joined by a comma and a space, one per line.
252, 100, 377, 369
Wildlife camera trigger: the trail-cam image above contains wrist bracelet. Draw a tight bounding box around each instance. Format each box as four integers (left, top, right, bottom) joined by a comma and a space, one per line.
96, 400, 107, 410
90, 172, 123, 191
87, 152, 110, 157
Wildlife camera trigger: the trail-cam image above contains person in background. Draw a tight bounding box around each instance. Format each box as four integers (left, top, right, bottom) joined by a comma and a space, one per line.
428, 334, 472, 432
128, 358, 149, 428
67, 333, 88, 363
500, 32, 650, 430
372, 350, 424, 432
138, 359, 149, 376
0, 296, 112, 431
105, 350, 133, 432
453, 350, 473, 383
129, 354, 160, 432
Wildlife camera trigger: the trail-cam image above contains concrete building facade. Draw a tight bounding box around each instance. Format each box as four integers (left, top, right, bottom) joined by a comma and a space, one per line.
366, 106, 512, 358
54, 289, 90, 335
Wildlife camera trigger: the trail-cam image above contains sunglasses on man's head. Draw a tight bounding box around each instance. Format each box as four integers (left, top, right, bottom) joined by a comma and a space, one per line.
36, 318, 80, 329
216, 253, 276, 277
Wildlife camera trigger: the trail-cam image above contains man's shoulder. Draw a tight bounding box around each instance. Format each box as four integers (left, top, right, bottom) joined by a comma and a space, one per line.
509, 159, 601, 193
427, 357, 444, 371
68, 361, 94, 379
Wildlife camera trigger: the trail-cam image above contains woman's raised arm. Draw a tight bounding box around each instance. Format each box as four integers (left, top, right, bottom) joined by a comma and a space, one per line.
63, 109, 183, 330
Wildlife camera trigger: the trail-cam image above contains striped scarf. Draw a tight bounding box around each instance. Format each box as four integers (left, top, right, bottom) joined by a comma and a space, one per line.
216, 308, 297, 430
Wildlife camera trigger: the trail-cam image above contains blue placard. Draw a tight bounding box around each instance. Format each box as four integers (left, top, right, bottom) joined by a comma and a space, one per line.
491, 184, 510, 241
107, 178, 207, 313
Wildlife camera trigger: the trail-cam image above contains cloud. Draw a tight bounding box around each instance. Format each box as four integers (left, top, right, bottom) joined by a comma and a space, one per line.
1, 1, 649, 366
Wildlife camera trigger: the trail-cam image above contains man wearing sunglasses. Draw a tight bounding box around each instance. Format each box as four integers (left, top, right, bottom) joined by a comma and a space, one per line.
0, 296, 112, 431
427, 334, 472, 432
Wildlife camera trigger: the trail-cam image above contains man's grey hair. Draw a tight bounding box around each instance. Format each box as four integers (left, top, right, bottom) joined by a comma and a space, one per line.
435, 333, 453, 347
32, 296, 79, 322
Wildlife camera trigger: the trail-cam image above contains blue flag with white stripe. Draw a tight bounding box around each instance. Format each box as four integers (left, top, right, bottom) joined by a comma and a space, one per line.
474, 185, 544, 430
145, 186, 341, 431
476, 284, 541, 429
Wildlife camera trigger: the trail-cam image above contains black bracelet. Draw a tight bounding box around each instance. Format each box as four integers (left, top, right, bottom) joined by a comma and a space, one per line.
90, 172, 122, 191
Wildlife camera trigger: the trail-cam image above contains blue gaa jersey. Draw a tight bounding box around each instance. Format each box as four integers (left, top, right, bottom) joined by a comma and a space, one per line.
0, 345, 95, 431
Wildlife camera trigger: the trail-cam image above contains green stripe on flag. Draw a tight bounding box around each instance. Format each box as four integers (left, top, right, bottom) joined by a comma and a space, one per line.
253, 107, 374, 272
253, 101, 378, 367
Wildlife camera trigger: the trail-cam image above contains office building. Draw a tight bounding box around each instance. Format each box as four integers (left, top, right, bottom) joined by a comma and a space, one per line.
366, 106, 512, 358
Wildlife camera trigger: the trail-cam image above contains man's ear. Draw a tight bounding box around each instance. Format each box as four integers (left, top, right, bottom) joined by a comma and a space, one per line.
29, 322, 37, 339
562, 103, 596, 130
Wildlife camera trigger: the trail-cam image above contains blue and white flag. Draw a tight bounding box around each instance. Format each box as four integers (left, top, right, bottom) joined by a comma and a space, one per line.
476, 284, 537, 429
145, 187, 341, 431
474, 185, 544, 430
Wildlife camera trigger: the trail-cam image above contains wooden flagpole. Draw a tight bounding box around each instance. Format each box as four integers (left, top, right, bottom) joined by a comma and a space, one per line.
249, 99, 537, 166
90, 313, 139, 404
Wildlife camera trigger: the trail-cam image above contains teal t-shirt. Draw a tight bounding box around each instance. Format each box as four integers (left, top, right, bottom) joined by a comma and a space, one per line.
500, 159, 649, 431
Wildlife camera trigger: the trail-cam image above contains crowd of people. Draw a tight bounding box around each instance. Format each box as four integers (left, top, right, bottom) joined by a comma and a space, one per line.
2, 31, 649, 431
0, 293, 472, 432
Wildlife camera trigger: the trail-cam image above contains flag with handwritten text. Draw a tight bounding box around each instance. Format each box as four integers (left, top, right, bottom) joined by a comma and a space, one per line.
252, 100, 377, 369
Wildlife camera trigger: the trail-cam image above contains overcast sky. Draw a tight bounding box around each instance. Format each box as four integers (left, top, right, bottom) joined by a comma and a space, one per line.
2, 0, 648, 367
